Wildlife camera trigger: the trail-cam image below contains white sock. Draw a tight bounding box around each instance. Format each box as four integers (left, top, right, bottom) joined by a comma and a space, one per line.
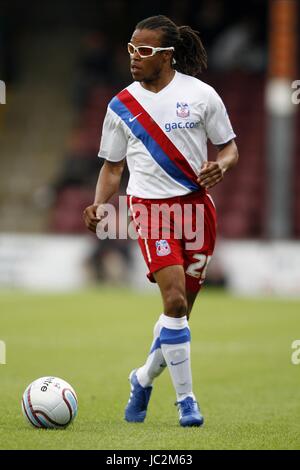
159, 314, 195, 402
136, 315, 167, 388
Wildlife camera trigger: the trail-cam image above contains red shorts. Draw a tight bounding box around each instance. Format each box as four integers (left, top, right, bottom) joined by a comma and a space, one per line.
128, 190, 217, 293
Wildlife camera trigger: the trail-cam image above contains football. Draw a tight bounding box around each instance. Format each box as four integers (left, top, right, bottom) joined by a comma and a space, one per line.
21, 376, 78, 429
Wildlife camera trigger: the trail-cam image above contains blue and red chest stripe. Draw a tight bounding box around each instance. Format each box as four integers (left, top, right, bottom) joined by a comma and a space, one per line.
109, 89, 200, 192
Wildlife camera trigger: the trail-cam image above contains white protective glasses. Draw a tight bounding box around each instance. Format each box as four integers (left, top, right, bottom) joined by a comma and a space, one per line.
127, 42, 175, 59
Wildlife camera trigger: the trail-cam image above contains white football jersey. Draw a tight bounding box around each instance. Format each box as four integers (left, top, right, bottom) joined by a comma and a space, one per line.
98, 71, 236, 199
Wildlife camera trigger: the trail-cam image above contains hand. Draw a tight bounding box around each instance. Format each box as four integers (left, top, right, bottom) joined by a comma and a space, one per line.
83, 204, 100, 233
197, 161, 225, 189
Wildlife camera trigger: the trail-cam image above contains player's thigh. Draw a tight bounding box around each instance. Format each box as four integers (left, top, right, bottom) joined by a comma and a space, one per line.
153, 265, 187, 317
183, 194, 216, 294
186, 290, 199, 319
154, 264, 186, 297
184, 250, 212, 292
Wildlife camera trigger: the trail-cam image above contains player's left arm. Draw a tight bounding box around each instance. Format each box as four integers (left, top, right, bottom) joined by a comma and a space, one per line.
197, 139, 239, 189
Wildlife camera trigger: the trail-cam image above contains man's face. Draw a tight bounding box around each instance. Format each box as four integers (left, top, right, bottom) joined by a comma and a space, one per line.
129, 28, 171, 83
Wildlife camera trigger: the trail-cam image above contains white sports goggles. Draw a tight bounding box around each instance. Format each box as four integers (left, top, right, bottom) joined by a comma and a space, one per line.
127, 42, 175, 59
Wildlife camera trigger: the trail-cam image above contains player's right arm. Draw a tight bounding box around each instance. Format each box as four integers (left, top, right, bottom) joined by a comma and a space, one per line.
83, 105, 128, 233
83, 159, 125, 233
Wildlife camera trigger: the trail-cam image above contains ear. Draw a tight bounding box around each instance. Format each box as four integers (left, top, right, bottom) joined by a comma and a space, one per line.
163, 51, 173, 65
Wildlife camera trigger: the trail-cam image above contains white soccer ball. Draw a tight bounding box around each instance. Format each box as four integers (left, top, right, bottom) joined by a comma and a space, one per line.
21, 376, 78, 429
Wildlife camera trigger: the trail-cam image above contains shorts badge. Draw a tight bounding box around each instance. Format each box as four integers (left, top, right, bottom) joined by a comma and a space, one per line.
155, 240, 171, 256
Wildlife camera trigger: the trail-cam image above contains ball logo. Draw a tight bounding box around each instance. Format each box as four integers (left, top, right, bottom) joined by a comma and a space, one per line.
176, 102, 190, 118
40, 377, 55, 392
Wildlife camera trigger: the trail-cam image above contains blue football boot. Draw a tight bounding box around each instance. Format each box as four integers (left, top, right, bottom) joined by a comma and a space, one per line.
125, 370, 152, 423
176, 396, 204, 427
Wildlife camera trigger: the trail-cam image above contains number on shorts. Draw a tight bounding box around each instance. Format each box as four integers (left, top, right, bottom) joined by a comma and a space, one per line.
186, 254, 212, 282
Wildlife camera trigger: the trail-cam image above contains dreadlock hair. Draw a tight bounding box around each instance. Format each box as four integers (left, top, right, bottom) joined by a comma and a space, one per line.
135, 15, 207, 77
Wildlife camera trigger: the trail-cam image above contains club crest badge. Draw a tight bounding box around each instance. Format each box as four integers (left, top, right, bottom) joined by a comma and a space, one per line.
155, 240, 171, 257
176, 102, 190, 118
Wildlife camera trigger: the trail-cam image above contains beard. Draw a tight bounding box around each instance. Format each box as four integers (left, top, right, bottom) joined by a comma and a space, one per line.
135, 63, 163, 83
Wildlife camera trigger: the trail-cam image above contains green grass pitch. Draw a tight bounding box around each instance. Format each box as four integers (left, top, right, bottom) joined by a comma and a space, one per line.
0, 287, 300, 450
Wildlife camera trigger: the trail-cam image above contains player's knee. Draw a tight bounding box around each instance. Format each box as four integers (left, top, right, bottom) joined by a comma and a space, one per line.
164, 289, 187, 317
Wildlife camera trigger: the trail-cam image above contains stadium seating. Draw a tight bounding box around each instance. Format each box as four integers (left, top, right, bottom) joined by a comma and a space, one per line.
207, 72, 267, 238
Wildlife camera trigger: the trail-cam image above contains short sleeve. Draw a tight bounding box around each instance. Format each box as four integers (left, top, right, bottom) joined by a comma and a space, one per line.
204, 88, 236, 145
98, 107, 128, 162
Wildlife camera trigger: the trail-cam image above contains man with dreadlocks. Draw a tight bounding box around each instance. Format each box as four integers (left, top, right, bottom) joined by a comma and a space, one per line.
84, 15, 238, 427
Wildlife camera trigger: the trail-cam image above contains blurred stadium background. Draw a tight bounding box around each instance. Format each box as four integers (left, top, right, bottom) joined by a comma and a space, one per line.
0, 0, 299, 295
0, 0, 300, 450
